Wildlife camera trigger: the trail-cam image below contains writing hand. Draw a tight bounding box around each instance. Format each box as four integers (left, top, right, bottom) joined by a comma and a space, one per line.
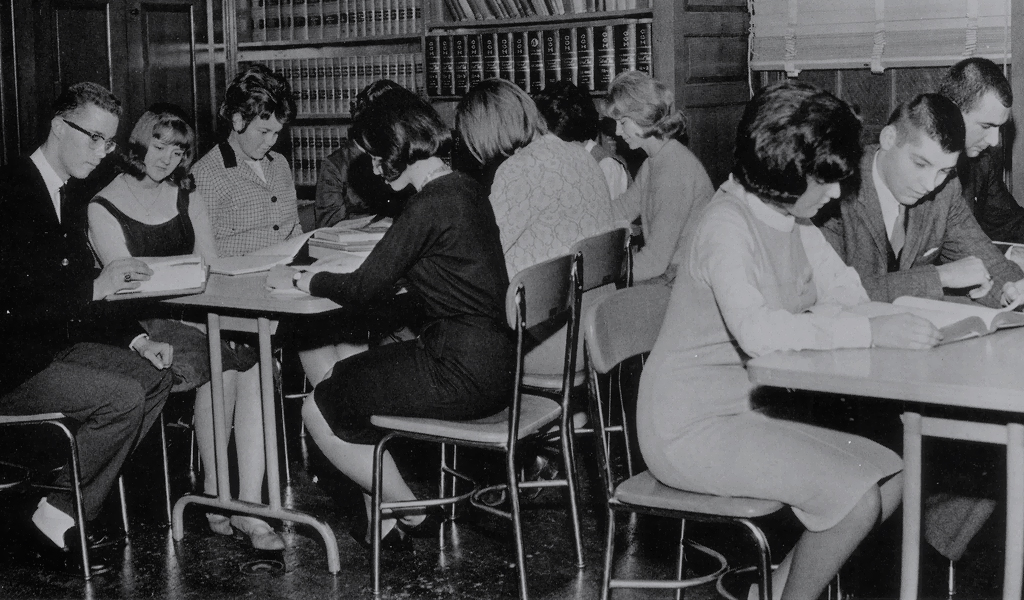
94, 257, 154, 299
936, 256, 991, 297
869, 313, 941, 349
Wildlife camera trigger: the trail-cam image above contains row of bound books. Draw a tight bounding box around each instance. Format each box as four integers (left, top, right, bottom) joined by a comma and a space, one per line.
289, 125, 349, 187
441, 0, 647, 21
241, 54, 424, 118
425, 19, 650, 97
238, 0, 423, 43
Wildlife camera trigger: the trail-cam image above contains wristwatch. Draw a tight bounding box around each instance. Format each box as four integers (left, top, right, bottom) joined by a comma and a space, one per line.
292, 271, 303, 289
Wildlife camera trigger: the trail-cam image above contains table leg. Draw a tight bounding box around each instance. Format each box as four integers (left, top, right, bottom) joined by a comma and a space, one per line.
901, 412, 922, 600
1004, 423, 1024, 600
171, 313, 341, 573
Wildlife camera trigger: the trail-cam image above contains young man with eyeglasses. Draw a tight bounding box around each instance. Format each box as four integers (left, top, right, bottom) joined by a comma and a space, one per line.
0, 81, 173, 576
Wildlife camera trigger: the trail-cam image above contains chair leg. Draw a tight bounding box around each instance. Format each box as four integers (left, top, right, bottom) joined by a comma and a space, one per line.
159, 413, 173, 525
274, 351, 292, 484
118, 475, 129, 535
601, 507, 616, 600
440, 443, 457, 521
560, 415, 585, 568
506, 446, 530, 600
738, 518, 773, 600
675, 519, 687, 600
372, 433, 395, 597
57, 422, 93, 579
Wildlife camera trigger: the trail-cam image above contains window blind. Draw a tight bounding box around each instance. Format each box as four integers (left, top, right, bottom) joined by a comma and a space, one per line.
749, 0, 1011, 75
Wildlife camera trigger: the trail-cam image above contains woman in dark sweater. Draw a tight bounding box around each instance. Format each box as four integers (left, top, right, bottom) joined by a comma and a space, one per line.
290, 93, 515, 546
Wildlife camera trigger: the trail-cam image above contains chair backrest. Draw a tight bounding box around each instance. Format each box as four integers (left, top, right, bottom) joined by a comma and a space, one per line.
505, 252, 582, 444
584, 285, 671, 498
569, 227, 631, 293
584, 285, 670, 375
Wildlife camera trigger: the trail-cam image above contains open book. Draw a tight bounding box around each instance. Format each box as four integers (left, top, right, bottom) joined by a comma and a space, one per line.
112, 255, 207, 299
851, 296, 1024, 345
208, 231, 316, 275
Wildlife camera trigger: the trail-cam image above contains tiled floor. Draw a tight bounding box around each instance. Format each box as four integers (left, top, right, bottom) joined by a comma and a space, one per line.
0, 399, 1010, 600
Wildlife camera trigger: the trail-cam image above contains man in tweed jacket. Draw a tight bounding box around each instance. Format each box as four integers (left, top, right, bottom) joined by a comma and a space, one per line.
193, 64, 301, 257
816, 94, 1023, 308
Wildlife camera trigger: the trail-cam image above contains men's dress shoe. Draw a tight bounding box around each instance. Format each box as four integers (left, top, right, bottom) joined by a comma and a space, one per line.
86, 527, 127, 551
29, 524, 112, 577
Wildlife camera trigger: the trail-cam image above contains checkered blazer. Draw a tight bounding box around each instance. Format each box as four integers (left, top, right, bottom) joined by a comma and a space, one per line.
193, 142, 301, 257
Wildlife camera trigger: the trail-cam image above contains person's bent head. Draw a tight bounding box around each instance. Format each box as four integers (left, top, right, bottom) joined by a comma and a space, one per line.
878, 93, 964, 206
532, 80, 599, 144
733, 79, 861, 218
48, 82, 123, 181
351, 79, 416, 120
939, 57, 1012, 157
220, 64, 296, 161
350, 93, 451, 189
604, 71, 686, 150
455, 78, 546, 166
121, 103, 197, 191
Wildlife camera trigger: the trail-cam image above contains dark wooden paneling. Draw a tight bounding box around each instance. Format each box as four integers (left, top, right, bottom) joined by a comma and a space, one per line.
55, 4, 113, 90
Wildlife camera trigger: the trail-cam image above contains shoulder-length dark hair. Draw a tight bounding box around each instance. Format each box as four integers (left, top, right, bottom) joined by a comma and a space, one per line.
733, 80, 863, 205
219, 64, 296, 131
349, 93, 451, 183
120, 103, 197, 191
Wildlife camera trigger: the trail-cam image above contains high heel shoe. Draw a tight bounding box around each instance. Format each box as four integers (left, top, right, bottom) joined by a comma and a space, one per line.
349, 511, 412, 552
229, 516, 285, 551
206, 513, 233, 536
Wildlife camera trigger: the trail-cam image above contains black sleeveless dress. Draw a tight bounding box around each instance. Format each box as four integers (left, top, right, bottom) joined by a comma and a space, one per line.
91, 187, 257, 391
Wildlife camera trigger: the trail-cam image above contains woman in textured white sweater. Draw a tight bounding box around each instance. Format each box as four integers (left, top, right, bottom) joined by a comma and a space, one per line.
637, 80, 940, 600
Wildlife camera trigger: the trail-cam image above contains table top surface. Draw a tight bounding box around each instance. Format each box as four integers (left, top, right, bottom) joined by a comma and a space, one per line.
164, 273, 341, 315
747, 328, 1024, 413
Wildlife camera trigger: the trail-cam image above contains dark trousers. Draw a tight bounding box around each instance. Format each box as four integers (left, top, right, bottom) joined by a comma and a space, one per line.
0, 343, 172, 521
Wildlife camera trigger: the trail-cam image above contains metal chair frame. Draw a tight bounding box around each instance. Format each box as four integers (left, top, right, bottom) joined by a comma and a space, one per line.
0, 413, 131, 580
368, 252, 586, 599
584, 286, 784, 600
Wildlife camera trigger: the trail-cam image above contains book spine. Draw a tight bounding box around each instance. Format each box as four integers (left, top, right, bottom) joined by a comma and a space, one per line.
527, 30, 544, 93
614, 22, 635, 75
460, 0, 482, 20
439, 34, 455, 96
425, 35, 441, 96
575, 25, 593, 91
307, 0, 323, 39
498, 32, 514, 83
595, 24, 614, 91
324, 57, 336, 114
339, 57, 351, 114
321, 0, 338, 38
282, 0, 294, 40
560, 27, 577, 85
266, 0, 281, 41
453, 34, 469, 95
512, 31, 528, 91
314, 126, 324, 183
543, 28, 560, 86
293, 0, 308, 40
635, 19, 651, 75
482, 32, 500, 80
252, 0, 267, 41
237, 0, 254, 42
467, 33, 484, 89
415, 51, 424, 94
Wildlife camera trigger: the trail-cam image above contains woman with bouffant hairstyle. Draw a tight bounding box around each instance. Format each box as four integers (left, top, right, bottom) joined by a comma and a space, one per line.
603, 70, 714, 285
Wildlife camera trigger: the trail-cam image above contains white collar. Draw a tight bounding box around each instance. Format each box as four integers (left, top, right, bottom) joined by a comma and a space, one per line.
30, 147, 67, 221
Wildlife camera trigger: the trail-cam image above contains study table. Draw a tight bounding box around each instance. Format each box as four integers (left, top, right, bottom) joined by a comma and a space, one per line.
165, 272, 344, 572
747, 331, 1024, 600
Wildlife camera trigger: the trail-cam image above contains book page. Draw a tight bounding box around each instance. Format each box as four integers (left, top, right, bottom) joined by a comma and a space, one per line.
250, 230, 316, 256
114, 255, 206, 296
304, 251, 370, 275
892, 296, 1005, 330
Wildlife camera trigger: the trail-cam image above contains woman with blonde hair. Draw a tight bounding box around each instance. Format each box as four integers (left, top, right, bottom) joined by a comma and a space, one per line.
604, 70, 714, 284
456, 78, 614, 278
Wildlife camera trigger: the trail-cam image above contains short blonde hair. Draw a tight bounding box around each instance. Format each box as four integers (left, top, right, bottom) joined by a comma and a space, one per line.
604, 71, 687, 141
455, 79, 548, 165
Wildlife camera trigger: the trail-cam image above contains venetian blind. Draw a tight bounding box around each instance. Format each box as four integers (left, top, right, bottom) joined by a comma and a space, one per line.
749, 0, 1012, 75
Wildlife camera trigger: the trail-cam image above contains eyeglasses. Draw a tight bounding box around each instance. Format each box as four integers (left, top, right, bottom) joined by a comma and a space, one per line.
62, 119, 117, 154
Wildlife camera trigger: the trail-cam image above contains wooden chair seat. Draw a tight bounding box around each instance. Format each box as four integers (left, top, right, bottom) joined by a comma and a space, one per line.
614, 470, 784, 517
370, 395, 561, 446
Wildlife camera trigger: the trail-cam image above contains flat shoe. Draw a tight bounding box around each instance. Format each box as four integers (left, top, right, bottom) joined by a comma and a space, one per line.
206, 513, 233, 536
229, 516, 285, 551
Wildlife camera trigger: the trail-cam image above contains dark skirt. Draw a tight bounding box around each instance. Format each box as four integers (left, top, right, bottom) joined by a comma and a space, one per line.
141, 318, 259, 393
313, 317, 515, 444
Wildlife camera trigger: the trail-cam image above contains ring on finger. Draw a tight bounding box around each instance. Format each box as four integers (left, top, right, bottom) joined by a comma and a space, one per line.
124, 273, 132, 283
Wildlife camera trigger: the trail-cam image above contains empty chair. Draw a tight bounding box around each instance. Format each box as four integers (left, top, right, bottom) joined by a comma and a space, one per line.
583, 285, 784, 600
369, 252, 585, 599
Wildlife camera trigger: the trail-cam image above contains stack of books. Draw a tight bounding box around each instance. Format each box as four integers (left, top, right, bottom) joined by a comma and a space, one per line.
238, 0, 424, 43
308, 217, 392, 259
441, 0, 646, 21
425, 19, 651, 96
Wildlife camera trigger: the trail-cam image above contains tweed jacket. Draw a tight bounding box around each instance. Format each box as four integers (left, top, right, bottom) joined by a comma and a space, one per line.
816, 146, 1022, 308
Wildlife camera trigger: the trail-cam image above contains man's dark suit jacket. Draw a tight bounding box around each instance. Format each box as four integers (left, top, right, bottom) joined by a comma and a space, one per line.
816, 146, 1023, 308
960, 148, 1024, 244
0, 156, 144, 395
